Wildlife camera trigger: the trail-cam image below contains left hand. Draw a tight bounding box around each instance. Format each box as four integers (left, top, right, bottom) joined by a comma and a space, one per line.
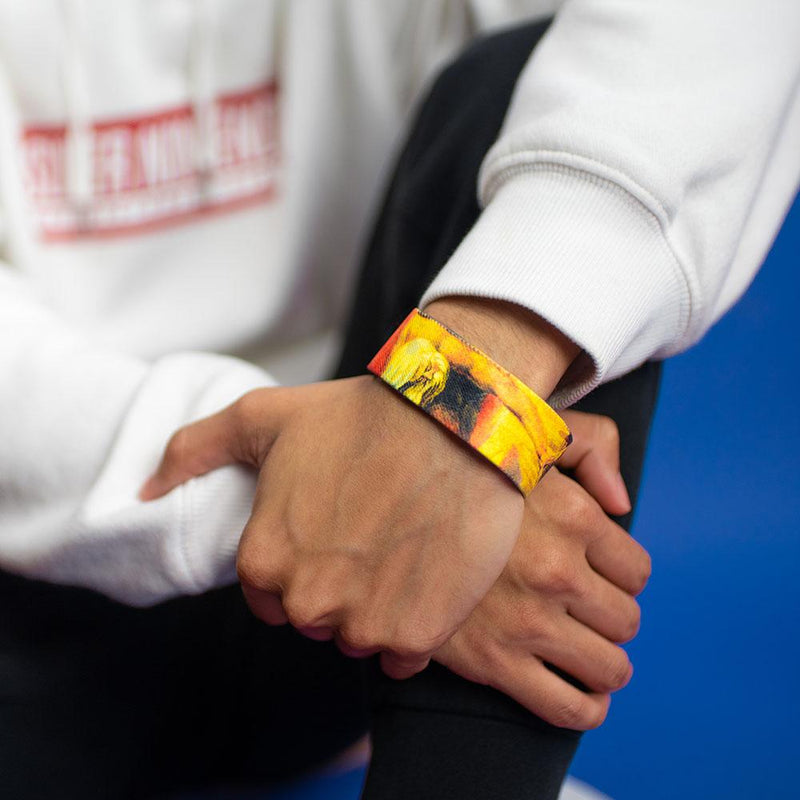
433, 410, 651, 730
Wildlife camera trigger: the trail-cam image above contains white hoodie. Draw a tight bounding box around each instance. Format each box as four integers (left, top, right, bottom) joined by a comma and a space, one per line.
0, 0, 798, 605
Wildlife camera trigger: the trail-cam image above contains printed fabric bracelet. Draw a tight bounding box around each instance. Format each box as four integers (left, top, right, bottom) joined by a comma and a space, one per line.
367, 309, 572, 496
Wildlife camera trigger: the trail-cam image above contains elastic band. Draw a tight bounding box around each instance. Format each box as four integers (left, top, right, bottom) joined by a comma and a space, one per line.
367, 309, 571, 495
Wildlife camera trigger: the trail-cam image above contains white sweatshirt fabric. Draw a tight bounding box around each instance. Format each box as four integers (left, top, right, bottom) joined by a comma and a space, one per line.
1, 0, 798, 606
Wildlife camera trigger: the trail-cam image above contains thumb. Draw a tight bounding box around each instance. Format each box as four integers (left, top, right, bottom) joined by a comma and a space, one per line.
139, 387, 292, 501
558, 410, 631, 516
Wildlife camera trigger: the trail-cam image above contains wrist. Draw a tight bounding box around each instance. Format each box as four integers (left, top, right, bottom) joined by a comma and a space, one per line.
366, 308, 572, 495
421, 296, 579, 400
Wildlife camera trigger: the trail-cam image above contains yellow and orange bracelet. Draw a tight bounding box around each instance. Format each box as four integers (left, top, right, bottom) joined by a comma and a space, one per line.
367, 309, 571, 495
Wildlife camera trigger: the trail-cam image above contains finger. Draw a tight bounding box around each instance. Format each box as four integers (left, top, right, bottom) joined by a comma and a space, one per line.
280, 580, 344, 634
334, 632, 380, 659
238, 526, 296, 626
533, 612, 633, 694
139, 387, 292, 500
586, 525, 652, 596
558, 411, 631, 516
567, 567, 642, 644
491, 655, 612, 730
333, 617, 383, 659
298, 626, 335, 642
241, 585, 289, 625
380, 651, 431, 680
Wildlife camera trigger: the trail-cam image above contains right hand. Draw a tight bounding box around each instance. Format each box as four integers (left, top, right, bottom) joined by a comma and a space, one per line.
433, 411, 652, 730
141, 376, 526, 680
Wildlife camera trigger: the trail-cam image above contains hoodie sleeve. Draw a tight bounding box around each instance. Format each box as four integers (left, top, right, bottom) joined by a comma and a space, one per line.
0, 264, 273, 606
422, 0, 800, 407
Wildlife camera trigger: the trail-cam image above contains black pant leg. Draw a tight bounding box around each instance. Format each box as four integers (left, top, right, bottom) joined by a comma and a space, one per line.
334, 22, 661, 800
0, 575, 368, 799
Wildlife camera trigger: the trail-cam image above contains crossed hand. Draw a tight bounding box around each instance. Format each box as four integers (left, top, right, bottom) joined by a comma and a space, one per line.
141, 375, 650, 730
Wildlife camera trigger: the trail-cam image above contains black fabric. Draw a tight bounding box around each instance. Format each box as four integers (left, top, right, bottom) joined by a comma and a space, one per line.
0, 574, 368, 799
0, 20, 661, 800
333, 21, 662, 800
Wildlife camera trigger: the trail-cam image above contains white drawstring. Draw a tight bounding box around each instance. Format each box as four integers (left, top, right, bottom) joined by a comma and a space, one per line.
190, 0, 217, 188
61, 0, 93, 222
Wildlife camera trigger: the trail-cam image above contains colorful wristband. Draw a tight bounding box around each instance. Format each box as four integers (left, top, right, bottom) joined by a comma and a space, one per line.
367, 309, 572, 495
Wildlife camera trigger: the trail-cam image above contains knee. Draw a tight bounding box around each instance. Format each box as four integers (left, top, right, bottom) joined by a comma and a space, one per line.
401, 18, 553, 177
427, 18, 552, 110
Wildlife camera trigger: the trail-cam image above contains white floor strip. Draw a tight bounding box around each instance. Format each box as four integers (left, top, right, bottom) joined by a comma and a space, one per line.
559, 776, 613, 800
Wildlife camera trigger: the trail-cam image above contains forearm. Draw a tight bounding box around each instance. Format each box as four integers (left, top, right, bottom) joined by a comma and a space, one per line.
423, 1, 800, 407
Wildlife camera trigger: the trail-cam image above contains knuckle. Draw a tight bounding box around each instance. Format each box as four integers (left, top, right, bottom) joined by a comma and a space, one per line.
231, 389, 267, 430
164, 427, 190, 464
550, 695, 592, 730
236, 547, 265, 587
338, 622, 379, 653
603, 651, 633, 691
586, 697, 611, 730
515, 600, 549, 640
236, 521, 286, 589
552, 694, 608, 730
509, 546, 548, 594
595, 415, 620, 448
281, 595, 316, 629
569, 573, 591, 604
241, 587, 286, 625
542, 553, 583, 597
619, 602, 642, 643
565, 491, 603, 531
282, 589, 337, 630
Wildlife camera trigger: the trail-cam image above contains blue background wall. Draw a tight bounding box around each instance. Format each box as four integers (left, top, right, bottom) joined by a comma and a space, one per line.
265, 195, 799, 800
569, 196, 800, 797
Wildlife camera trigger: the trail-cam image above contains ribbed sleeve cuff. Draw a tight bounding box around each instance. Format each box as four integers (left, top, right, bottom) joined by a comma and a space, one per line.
169, 357, 273, 596
419, 167, 690, 407
178, 464, 257, 592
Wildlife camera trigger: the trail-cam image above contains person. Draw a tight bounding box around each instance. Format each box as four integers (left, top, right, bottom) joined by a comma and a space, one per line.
1, 2, 798, 798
